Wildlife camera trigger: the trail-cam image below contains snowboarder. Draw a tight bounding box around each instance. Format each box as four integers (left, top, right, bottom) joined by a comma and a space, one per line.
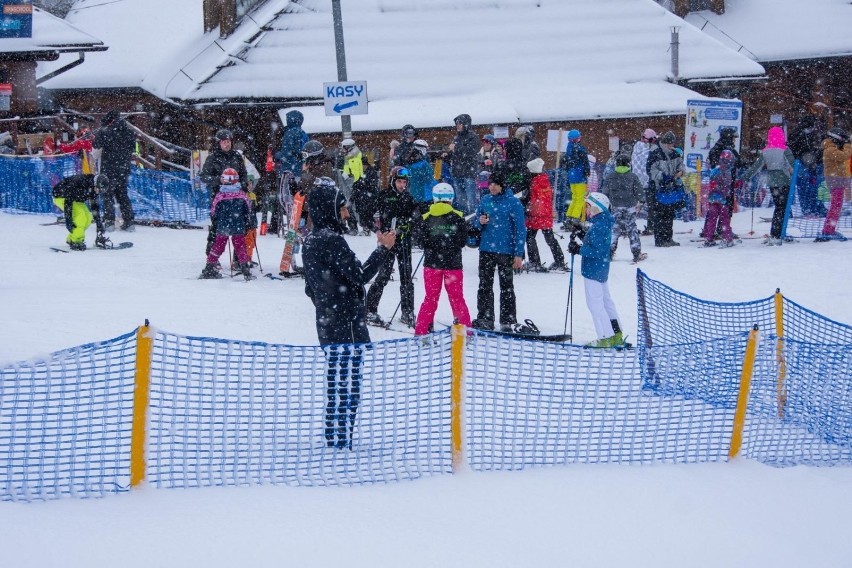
51, 172, 110, 251
93, 110, 137, 231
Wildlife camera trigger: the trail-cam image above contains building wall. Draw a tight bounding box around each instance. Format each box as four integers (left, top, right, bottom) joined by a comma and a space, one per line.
0, 60, 38, 115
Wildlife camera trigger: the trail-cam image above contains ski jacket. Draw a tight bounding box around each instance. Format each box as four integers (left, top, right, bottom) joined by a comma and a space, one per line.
647, 146, 684, 189
788, 117, 824, 166
303, 181, 389, 344
478, 145, 504, 173
631, 141, 652, 187
58, 137, 93, 154
601, 167, 644, 208
416, 202, 468, 270
53, 174, 99, 231
521, 135, 541, 163
822, 138, 852, 179
503, 140, 531, 201
211, 183, 252, 235
407, 158, 437, 204
708, 164, 735, 204
708, 136, 741, 170
561, 141, 590, 184
376, 185, 417, 241
525, 173, 554, 230
93, 119, 135, 176
580, 209, 613, 283
275, 110, 308, 174
450, 127, 480, 180
740, 147, 794, 188
472, 188, 526, 257
342, 147, 364, 182
200, 148, 248, 197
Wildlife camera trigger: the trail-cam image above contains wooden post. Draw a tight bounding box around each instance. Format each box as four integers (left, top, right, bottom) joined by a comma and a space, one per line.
728, 325, 760, 460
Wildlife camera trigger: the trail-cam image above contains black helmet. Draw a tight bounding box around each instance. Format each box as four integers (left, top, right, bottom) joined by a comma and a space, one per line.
390, 166, 410, 183
615, 153, 631, 168
301, 139, 325, 162
828, 127, 848, 143
215, 128, 233, 141
720, 127, 738, 139
93, 173, 109, 189
660, 131, 676, 145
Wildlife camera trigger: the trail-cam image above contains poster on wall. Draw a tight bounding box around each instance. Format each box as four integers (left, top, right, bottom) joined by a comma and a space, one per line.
0, 1, 32, 39
684, 99, 743, 172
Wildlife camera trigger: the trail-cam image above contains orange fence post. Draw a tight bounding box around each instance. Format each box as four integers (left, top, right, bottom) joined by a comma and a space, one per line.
451, 324, 466, 472
774, 289, 787, 418
728, 325, 760, 460
130, 320, 153, 487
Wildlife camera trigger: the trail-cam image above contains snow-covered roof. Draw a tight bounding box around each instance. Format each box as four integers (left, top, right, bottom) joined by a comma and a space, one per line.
0, 6, 104, 54
42, 0, 765, 131
40, 0, 201, 89
685, 0, 852, 63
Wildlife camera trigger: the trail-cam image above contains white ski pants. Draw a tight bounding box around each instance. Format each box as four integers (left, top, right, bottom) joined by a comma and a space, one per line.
584, 278, 620, 339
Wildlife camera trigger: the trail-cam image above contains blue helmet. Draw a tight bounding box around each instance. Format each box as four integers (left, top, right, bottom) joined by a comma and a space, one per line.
568, 129, 581, 141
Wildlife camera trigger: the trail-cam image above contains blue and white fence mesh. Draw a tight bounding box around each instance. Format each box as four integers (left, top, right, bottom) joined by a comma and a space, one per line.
0, 154, 209, 224
2, 274, 851, 502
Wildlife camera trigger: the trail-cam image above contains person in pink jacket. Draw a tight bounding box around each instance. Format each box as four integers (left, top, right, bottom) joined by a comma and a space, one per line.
524, 158, 568, 272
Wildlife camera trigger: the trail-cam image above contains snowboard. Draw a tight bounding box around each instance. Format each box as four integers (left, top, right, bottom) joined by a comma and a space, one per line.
279, 191, 305, 274
50, 242, 133, 253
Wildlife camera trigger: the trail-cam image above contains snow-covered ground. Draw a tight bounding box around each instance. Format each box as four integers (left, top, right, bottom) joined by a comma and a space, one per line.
1, 209, 851, 567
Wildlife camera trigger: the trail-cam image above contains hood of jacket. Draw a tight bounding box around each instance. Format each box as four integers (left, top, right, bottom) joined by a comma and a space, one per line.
766, 126, 787, 150
285, 110, 304, 129
307, 178, 347, 233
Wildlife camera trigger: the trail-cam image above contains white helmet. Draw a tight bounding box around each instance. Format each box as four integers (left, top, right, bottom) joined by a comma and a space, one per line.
341, 138, 356, 147
432, 182, 455, 203
585, 192, 610, 213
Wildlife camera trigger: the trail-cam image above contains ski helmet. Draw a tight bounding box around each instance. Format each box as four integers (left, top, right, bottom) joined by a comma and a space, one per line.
453, 114, 472, 127
432, 182, 455, 203
568, 129, 581, 141
482, 134, 497, 145
391, 166, 410, 185
215, 128, 233, 142
660, 131, 676, 145
93, 173, 109, 190
301, 140, 325, 163
220, 168, 239, 185
615, 153, 631, 167
340, 138, 356, 148
642, 128, 657, 141
402, 124, 416, 139
585, 192, 610, 214
413, 139, 429, 152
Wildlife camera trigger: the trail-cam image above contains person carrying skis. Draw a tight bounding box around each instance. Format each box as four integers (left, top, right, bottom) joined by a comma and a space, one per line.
567, 192, 624, 347
738, 127, 795, 246
199, 168, 256, 281
469, 169, 532, 333
365, 166, 418, 328
601, 153, 646, 263
413, 182, 472, 335
702, 150, 737, 247
302, 171, 396, 449
524, 157, 567, 272
51, 172, 110, 251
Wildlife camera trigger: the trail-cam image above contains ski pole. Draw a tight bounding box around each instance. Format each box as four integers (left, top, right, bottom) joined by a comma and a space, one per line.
227, 238, 234, 277
563, 253, 575, 339
254, 236, 263, 273
386, 249, 425, 328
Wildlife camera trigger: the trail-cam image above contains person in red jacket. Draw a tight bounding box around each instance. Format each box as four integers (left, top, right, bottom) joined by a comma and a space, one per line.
524, 157, 568, 272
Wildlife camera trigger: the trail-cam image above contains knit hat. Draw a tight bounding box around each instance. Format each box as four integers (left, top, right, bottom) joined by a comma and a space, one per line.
660, 131, 676, 145
527, 157, 545, 174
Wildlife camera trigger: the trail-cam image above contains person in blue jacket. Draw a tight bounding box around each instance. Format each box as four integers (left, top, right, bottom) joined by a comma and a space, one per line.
406, 139, 437, 215
275, 110, 308, 176
470, 168, 532, 333
567, 192, 624, 347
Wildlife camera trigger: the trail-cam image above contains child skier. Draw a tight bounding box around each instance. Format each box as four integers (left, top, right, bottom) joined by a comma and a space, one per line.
413, 183, 472, 335
567, 192, 625, 347
199, 168, 256, 281
601, 153, 646, 263
524, 157, 568, 272
702, 150, 737, 247
51, 172, 109, 250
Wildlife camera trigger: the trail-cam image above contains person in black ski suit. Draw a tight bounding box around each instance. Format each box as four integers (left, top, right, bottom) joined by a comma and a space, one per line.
446, 113, 481, 214
393, 124, 418, 167
351, 155, 380, 234
302, 148, 396, 449
51, 172, 110, 250
200, 129, 248, 256
93, 109, 137, 231
365, 166, 418, 327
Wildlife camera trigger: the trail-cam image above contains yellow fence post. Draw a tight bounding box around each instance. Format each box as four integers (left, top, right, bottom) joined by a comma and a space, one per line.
130, 320, 153, 488
728, 325, 760, 460
450, 324, 466, 472
774, 289, 787, 418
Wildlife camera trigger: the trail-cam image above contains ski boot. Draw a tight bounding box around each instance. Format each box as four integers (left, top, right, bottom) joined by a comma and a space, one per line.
242, 264, 256, 281
69, 241, 87, 251
471, 317, 494, 331
365, 312, 386, 327
400, 312, 416, 328
631, 252, 647, 264
549, 260, 569, 272
200, 263, 223, 279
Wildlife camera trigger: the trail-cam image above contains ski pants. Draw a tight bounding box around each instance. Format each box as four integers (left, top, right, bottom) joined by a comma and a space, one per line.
323, 344, 363, 448
584, 277, 620, 340
653, 204, 677, 246
100, 168, 134, 226
53, 198, 92, 244
566, 182, 587, 220
796, 165, 824, 217
702, 203, 733, 243
476, 252, 517, 326
610, 207, 642, 256
207, 233, 249, 266
366, 240, 414, 316
822, 176, 847, 236
526, 228, 565, 266
769, 185, 788, 239
415, 268, 471, 335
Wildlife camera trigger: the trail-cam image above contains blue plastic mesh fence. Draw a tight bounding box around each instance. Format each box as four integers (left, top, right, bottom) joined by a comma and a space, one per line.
743, 336, 852, 466
0, 155, 209, 224
0, 154, 78, 214
465, 332, 736, 468
0, 331, 137, 502
147, 330, 452, 489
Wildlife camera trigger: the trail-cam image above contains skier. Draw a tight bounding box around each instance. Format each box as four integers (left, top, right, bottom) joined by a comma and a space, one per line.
601, 153, 646, 263
393, 124, 418, 168
302, 170, 396, 449
51, 172, 110, 251
560, 129, 591, 231
524, 157, 567, 272
406, 139, 437, 216
816, 127, 852, 241
702, 150, 737, 247
446, 113, 480, 214
631, 128, 657, 235
93, 110, 136, 231
272, 110, 308, 234
469, 169, 532, 333
567, 192, 625, 347
365, 166, 418, 328
200, 129, 248, 257
351, 155, 381, 234
739, 127, 795, 246
413, 182, 472, 335
515, 125, 541, 162
647, 131, 685, 247
199, 168, 256, 281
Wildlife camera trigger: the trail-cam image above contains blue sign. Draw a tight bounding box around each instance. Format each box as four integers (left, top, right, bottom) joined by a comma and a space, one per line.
0, 1, 32, 39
